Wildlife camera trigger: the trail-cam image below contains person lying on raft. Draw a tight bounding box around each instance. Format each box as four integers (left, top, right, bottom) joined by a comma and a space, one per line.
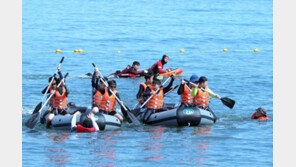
118, 61, 148, 77
191, 76, 220, 111
91, 68, 124, 122
141, 75, 175, 123
40, 66, 67, 124
71, 107, 100, 133
45, 77, 70, 128
177, 74, 199, 107
148, 54, 172, 75
136, 73, 154, 105
251, 107, 269, 120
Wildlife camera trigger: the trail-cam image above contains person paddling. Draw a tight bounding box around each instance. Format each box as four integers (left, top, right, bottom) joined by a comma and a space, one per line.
107, 80, 124, 122
148, 55, 172, 75
251, 107, 269, 120
191, 76, 220, 111
119, 61, 147, 77
71, 107, 100, 133
141, 75, 175, 123
177, 75, 199, 107
92, 67, 124, 122
136, 73, 154, 105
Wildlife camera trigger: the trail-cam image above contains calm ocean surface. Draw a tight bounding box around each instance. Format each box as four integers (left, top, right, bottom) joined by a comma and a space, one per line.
22, 0, 273, 166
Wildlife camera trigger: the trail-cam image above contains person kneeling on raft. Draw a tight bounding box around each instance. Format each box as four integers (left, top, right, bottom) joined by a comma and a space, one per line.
191, 76, 220, 111
119, 61, 148, 77
136, 73, 154, 105
40, 66, 64, 124
45, 76, 70, 128
178, 74, 199, 107
71, 107, 100, 133
251, 107, 269, 120
91, 68, 124, 122
141, 75, 175, 123
148, 54, 172, 75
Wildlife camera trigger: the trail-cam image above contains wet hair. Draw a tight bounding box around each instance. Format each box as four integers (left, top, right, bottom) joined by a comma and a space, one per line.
153, 78, 161, 85
132, 61, 140, 66
161, 54, 169, 65
82, 118, 93, 128
108, 80, 116, 87
198, 76, 208, 84
48, 76, 56, 83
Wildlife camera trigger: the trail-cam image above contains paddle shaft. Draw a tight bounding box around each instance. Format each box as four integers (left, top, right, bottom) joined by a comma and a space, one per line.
140, 76, 172, 108
186, 81, 220, 99
38, 73, 69, 114
41, 57, 64, 102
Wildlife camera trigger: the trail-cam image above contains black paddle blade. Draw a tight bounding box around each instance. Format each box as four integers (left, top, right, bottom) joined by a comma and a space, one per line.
25, 112, 40, 129
126, 107, 141, 125
25, 102, 42, 129
221, 97, 235, 109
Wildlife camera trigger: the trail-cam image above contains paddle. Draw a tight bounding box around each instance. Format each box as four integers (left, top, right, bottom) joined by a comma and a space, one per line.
184, 79, 235, 109
92, 63, 141, 125
25, 73, 69, 129
41, 57, 64, 102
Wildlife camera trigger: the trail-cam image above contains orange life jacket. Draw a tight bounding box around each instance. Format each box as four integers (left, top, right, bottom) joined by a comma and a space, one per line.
92, 87, 111, 112
181, 84, 194, 105
140, 82, 152, 104
49, 86, 54, 106
53, 87, 68, 110
108, 90, 117, 111
147, 87, 164, 110
195, 87, 209, 108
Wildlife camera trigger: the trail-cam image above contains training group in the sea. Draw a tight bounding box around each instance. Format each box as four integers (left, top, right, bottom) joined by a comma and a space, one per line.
25, 55, 269, 132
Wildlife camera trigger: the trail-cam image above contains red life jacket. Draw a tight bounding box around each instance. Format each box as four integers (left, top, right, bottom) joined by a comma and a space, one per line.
53, 87, 68, 110
181, 85, 194, 105
194, 87, 209, 108
147, 87, 164, 110
251, 113, 269, 120
76, 125, 96, 133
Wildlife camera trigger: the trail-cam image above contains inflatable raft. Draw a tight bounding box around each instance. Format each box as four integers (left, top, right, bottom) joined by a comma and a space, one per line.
133, 104, 216, 126
104, 68, 183, 78
40, 105, 121, 130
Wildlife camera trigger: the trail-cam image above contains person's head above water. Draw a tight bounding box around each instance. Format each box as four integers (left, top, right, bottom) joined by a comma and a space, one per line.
144, 73, 154, 84
152, 78, 162, 90
198, 76, 208, 88
161, 55, 169, 65
255, 107, 267, 117
108, 80, 117, 91
99, 77, 108, 88
132, 61, 140, 70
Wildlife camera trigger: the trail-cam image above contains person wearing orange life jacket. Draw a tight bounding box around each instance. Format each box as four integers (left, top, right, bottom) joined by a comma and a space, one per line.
141, 75, 175, 123
40, 66, 64, 124
107, 80, 124, 123
191, 76, 220, 110
46, 77, 70, 128
136, 73, 154, 105
251, 107, 269, 120
177, 74, 199, 107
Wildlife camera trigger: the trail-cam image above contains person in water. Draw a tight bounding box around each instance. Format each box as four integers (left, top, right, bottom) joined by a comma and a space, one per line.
148, 55, 172, 75
71, 107, 100, 133
251, 107, 269, 120
141, 75, 175, 123
119, 61, 148, 76
191, 76, 220, 111
136, 73, 154, 105
177, 74, 199, 107
45, 76, 70, 128
92, 67, 124, 122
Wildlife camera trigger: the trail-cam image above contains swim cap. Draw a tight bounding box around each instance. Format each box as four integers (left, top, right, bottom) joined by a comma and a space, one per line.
190, 75, 199, 82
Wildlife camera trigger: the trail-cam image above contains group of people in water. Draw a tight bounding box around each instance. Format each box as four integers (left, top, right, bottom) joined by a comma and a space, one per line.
38, 54, 268, 132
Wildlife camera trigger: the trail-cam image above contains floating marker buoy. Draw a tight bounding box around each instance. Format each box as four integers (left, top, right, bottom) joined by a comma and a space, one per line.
117, 50, 120, 53
78, 49, 83, 53
223, 48, 228, 52
180, 49, 185, 53
254, 49, 259, 52
74, 49, 78, 52
56, 49, 61, 53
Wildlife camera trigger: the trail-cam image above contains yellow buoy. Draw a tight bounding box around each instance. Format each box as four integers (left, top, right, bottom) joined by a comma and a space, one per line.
56, 49, 61, 53
180, 49, 185, 53
254, 49, 259, 52
74, 49, 78, 52
223, 48, 228, 52
78, 49, 83, 53
117, 50, 120, 53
